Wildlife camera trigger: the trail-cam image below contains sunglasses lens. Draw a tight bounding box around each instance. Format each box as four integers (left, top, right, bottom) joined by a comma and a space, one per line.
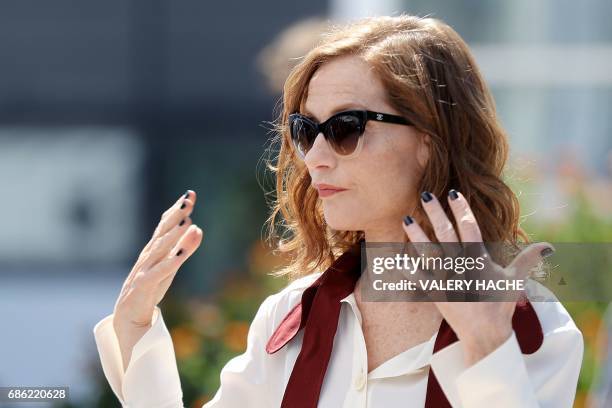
289, 116, 317, 158
288, 112, 365, 158
328, 114, 363, 156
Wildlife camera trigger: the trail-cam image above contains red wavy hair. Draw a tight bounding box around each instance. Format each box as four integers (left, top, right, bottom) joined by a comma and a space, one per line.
262, 14, 529, 280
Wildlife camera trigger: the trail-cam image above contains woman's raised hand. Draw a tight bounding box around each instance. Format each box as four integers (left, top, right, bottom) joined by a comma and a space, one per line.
401, 189, 554, 366
112, 190, 204, 370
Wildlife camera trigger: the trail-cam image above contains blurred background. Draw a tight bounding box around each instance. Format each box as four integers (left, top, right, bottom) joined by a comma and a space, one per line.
0, 0, 610, 407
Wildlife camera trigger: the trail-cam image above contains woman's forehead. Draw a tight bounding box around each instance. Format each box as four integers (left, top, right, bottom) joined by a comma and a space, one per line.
304, 57, 386, 119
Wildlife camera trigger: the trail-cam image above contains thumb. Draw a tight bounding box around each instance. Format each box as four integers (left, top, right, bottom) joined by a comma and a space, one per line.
505, 242, 555, 281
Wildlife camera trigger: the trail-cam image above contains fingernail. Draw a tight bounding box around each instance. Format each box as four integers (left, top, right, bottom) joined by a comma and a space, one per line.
448, 189, 459, 200
180, 202, 186, 209
421, 191, 433, 203
184, 190, 190, 199
540, 247, 555, 258
176, 249, 184, 256
179, 219, 185, 226
403, 215, 414, 225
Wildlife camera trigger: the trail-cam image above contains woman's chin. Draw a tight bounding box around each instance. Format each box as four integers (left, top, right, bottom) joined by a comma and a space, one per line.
322, 203, 365, 231
323, 217, 361, 232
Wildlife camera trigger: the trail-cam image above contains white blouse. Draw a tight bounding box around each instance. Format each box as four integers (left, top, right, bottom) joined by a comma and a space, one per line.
93, 272, 584, 408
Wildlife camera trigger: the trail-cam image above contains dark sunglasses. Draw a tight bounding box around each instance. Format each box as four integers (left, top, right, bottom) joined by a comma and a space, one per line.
288, 109, 414, 159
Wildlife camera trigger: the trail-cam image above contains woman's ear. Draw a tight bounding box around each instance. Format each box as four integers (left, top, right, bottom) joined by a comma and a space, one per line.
416, 132, 431, 169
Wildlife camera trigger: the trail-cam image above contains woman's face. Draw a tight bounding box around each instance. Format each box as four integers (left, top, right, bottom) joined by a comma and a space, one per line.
302, 55, 430, 239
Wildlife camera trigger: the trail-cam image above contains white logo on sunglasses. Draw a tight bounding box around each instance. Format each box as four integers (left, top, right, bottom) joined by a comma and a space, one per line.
376, 113, 383, 120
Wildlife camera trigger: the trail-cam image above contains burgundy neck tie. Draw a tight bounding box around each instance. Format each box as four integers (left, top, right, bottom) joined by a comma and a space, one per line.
265, 240, 544, 407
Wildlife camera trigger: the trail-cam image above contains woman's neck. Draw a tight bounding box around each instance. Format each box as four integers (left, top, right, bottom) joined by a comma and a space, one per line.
364, 225, 406, 244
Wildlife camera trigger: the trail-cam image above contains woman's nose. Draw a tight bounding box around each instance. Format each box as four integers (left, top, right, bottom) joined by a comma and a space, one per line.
304, 132, 336, 169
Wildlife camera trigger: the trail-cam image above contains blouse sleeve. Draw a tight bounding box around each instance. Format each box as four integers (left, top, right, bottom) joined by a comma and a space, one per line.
93, 306, 184, 408
429, 301, 584, 408
202, 293, 284, 407
93, 294, 282, 408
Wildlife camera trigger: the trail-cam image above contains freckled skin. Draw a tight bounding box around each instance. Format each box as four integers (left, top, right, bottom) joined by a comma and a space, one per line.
303, 55, 441, 372
354, 279, 442, 373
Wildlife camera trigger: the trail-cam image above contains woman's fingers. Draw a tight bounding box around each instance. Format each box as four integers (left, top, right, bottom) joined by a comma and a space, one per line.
140, 216, 194, 270
146, 190, 197, 253
124, 189, 197, 291
401, 215, 447, 300
446, 189, 483, 243
147, 224, 204, 287
155, 228, 202, 302
420, 191, 460, 243
113, 189, 203, 337
402, 215, 431, 243
157, 190, 197, 236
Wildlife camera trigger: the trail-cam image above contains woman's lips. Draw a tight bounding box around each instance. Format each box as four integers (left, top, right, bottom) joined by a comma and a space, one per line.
316, 188, 347, 197
319, 189, 346, 197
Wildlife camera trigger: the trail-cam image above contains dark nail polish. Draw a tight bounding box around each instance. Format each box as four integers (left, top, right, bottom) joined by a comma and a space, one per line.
184, 190, 190, 199
180, 202, 186, 209
449, 189, 459, 200
403, 215, 414, 225
421, 191, 433, 203
540, 247, 554, 258
179, 219, 185, 226
176, 249, 183, 256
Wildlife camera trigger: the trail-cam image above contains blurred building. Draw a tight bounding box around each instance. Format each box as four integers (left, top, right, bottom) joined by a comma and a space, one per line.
0, 0, 328, 403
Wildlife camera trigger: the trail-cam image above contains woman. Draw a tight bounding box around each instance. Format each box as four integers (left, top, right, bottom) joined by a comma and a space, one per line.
93, 14, 583, 407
